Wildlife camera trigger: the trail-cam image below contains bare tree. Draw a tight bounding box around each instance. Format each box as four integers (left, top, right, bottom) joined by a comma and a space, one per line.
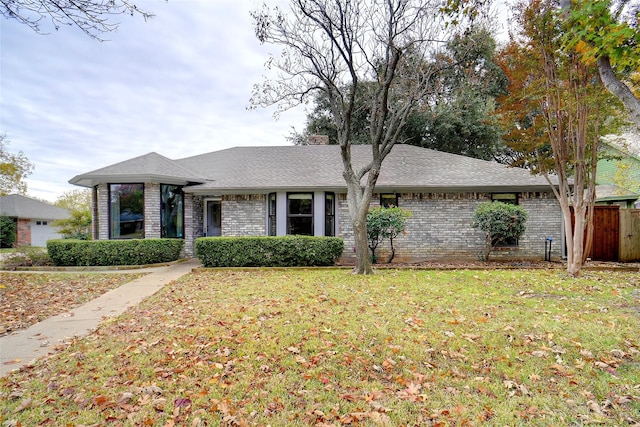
251, 0, 458, 274
1, 0, 153, 39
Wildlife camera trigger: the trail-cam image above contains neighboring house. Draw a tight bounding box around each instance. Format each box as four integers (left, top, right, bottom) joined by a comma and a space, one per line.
598, 132, 640, 208
0, 194, 70, 247
69, 144, 565, 262
595, 184, 639, 208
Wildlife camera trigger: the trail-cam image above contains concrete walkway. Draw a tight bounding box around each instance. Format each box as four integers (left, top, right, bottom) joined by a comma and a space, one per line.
0, 258, 201, 377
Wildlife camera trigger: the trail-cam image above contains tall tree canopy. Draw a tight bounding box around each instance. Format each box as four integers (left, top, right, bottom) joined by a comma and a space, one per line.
0, 134, 34, 196
562, 0, 640, 126
495, 0, 624, 276
1, 0, 152, 39
252, 0, 474, 274
290, 28, 508, 161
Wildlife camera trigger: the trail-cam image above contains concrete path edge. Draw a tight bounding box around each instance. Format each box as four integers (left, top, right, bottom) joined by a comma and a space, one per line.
0, 258, 201, 377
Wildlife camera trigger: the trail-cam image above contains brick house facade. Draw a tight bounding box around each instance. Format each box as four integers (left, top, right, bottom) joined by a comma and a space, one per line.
71, 145, 565, 262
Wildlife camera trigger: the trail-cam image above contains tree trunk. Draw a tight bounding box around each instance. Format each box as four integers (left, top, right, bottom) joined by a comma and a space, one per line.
345, 174, 374, 275
568, 204, 586, 277
597, 56, 640, 127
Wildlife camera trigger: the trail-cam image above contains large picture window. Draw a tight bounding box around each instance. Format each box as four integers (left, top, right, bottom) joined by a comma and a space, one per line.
287, 193, 313, 235
110, 184, 144, 239
161, 184, 184, 238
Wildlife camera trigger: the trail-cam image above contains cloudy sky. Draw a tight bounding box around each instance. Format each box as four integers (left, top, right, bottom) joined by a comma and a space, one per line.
1, 0, 308, 202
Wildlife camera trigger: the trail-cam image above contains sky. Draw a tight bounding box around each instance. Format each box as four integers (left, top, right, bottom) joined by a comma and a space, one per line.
1, 0, 309, 202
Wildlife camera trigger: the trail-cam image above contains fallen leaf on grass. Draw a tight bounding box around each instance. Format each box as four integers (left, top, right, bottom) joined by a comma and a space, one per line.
12, 397, 32, 413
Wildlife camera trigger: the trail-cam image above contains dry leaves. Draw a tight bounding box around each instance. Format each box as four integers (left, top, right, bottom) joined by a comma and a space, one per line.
0, 272, 142, 336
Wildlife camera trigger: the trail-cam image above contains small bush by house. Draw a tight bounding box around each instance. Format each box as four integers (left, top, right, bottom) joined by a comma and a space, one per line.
196, 236, 344, 267
47, 239, 184, 266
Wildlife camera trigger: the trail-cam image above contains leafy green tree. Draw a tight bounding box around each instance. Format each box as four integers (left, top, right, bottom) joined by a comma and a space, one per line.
53, 210, 92, 240
367, 206, 411, 263
0, 134, 34, 195
55, 189, 91, 212
471, 201, 528, 261
562, 0, 640, 126
0, 216, 17, 248
53, 189, 92, 240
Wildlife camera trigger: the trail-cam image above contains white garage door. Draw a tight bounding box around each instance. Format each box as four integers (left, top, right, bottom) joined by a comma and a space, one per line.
30, 220, 63, 247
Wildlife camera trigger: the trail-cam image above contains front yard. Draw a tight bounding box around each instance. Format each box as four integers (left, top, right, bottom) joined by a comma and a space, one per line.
0, 272, 143, 336
1, 268, 639, 426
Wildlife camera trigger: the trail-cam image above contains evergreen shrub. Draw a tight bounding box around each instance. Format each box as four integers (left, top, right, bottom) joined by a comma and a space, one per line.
196, 236, 344, 267
47, 239, 184, 266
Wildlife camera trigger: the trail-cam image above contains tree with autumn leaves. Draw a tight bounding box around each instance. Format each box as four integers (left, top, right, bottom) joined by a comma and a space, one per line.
494, 0, 631, 276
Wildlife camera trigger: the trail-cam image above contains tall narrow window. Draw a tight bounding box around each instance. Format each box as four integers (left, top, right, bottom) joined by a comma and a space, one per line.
110, 184, 144, 239
287, 193, 313, 235
161, 184, 184, 238
325, 192, 335, 236
268, 193, 277, 236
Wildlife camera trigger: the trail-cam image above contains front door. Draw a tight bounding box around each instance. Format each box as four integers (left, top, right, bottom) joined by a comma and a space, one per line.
206, 200, 222, 237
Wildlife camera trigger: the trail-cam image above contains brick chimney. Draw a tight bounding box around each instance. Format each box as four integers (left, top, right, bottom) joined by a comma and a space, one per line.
307, 134, 330, 145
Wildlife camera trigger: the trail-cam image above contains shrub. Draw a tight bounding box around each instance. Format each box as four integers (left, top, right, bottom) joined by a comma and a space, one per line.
1, 247, 51, 268
195, 236, 344, 267
53, 210, 92, 240
366, 206, 411, 263
471, 201, 529, 261
47, 239, 184, 266
0, 216, 17, 248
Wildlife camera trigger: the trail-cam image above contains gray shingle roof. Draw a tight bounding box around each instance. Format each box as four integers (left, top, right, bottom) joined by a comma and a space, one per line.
70, 145, 559, 193
176, 144, 557, 193
0, 195, 70, 220
69, 152, 206, 187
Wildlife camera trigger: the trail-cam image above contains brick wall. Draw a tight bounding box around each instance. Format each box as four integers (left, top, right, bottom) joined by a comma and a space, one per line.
338, 192, 563, 262
221, 194, 267, 236
144, 183, 161, 238
16, 218, 31, 246
96, 183, 109, 240
184, 194, 203, 256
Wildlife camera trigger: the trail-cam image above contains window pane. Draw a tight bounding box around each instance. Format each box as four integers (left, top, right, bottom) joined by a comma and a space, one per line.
268, 193, 277, 236
289, 193, 313, 215
325, 193, 335, 236
381, 193, 398, 208
287, 193, 313, 235
161, 184, 184, 238
110, 184, 144, 239
289, 217, 313, 235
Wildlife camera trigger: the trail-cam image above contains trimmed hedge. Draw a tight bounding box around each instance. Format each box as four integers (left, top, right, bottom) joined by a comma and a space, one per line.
47, 239, 184, 266
195, 236, 344, 267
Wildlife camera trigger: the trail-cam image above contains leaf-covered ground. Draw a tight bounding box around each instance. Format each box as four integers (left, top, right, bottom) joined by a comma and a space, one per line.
0, 272, 143, 336
1, 269, 639, 426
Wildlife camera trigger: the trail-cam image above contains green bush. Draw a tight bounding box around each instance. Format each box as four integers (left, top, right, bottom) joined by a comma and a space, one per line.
195, 236, 344, 267
471, 201, 529, 261
367, 206, 411, 263
0, 216, 17, 248
47, 239, 184, 266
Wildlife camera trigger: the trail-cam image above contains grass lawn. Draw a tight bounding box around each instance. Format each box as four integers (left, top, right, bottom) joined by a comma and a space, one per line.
1, 268, 639, 426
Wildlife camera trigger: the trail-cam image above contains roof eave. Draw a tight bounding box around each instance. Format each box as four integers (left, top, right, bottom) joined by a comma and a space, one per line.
69, 174, 205, 187
182, 184, 559, 195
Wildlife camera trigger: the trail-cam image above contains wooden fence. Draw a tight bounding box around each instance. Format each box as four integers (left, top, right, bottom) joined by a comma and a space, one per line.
619, 209, 640, 262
